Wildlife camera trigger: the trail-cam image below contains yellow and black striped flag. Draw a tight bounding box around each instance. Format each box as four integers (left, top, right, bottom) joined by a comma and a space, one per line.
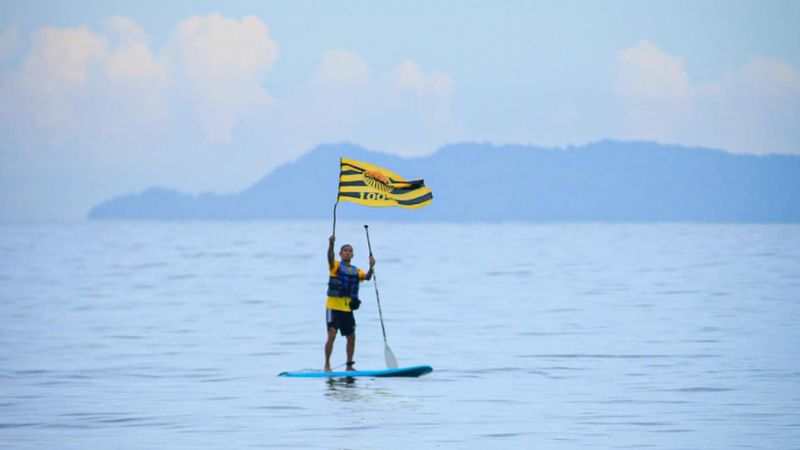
337, 158, 433, 209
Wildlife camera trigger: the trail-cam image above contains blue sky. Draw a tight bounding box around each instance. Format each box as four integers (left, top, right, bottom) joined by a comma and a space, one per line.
1, 1, 798, 219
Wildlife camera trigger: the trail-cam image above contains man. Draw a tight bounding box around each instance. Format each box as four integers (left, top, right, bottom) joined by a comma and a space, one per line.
325, 234, 375, 372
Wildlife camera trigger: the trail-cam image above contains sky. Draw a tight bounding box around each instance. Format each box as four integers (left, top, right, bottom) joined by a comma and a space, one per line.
1, 0, 798, 219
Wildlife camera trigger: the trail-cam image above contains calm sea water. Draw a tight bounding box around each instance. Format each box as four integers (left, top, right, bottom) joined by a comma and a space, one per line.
1, 221, 799, 449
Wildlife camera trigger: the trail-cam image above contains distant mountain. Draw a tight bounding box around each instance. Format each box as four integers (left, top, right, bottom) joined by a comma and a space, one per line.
88, 141, 800, 222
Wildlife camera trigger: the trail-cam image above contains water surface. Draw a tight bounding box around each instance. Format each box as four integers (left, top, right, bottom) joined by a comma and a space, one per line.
1, 221, 799, 448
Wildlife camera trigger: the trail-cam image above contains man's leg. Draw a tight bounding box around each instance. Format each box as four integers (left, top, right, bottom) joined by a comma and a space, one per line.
324, 327, 337, 371
345, 332, 356, 371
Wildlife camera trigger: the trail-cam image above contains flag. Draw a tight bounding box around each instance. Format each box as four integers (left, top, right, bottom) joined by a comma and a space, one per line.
337, 158, 433, 209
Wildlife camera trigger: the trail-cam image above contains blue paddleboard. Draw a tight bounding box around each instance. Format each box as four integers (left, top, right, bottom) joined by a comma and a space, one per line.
279, 365, 433, 378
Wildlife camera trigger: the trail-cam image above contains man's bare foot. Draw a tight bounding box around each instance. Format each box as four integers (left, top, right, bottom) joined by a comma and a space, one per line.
324, 365, 332, 372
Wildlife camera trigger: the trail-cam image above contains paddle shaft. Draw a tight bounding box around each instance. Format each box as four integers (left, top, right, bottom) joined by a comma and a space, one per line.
363, 225, 389, 343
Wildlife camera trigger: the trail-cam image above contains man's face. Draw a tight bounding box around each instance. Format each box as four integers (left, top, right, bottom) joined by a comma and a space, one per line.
340, 245, 353, 262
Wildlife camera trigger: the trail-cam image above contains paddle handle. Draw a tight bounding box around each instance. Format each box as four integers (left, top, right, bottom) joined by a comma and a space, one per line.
364, 224, 374, 256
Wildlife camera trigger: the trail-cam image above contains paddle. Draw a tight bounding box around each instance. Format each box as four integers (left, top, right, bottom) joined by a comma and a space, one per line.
363, 224, 399, 369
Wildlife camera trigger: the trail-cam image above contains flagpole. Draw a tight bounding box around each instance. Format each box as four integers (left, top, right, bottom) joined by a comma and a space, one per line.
332, 158, 345, 236
332, 200, 339, 236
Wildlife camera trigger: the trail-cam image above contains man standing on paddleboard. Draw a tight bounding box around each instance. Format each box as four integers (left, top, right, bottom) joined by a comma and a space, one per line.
325, 234, 375, 372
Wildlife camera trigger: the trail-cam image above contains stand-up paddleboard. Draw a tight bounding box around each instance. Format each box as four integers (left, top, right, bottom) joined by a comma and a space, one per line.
279, 365, 433, 378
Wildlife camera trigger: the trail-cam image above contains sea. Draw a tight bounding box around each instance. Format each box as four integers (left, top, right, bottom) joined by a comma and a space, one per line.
1, 221, 799, 449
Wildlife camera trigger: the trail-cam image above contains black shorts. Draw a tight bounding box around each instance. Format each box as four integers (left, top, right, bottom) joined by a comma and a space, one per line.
326, 309, 356, 337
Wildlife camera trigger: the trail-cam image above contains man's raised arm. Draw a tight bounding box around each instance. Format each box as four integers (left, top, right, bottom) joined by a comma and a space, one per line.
327, 235, 336, 269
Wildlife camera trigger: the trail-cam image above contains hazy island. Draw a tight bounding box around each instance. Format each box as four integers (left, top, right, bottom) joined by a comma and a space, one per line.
88, 141, 800, 223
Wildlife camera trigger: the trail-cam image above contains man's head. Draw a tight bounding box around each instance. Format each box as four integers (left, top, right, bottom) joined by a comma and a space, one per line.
339, 244, 354, 262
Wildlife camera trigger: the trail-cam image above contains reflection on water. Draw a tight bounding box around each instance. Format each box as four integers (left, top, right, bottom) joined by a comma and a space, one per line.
325, 378, 361, 402
324, 378, 398, 403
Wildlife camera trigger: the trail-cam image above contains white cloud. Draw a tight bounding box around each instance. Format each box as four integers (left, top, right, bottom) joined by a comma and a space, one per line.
694, 57, 800, 154
314, 49, 372, 86
616, 40, 689, 99
284, 52, 456, 155
1, 14, 454, 160
102, 18, 166, 87
0, 21, 173, 152
170, 13, 278, 143
22, 26, 108, 88
175, 13, 277, 83
615, 41, 800, 154
392, 60, 453, 133
0, 25, 19, 60
714, 57, 800, 99
104, 16, 150, 45
395, 60, 453, 96
6, 26, 108, 132
1, 13, 281, 152
105, 41, 167, 85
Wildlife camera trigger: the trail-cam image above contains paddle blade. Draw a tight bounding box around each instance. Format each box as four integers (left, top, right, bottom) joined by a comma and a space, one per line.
384, 343, 398, 369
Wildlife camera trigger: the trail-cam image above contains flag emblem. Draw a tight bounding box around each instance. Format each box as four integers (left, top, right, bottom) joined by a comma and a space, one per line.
363, 170, 392, 193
